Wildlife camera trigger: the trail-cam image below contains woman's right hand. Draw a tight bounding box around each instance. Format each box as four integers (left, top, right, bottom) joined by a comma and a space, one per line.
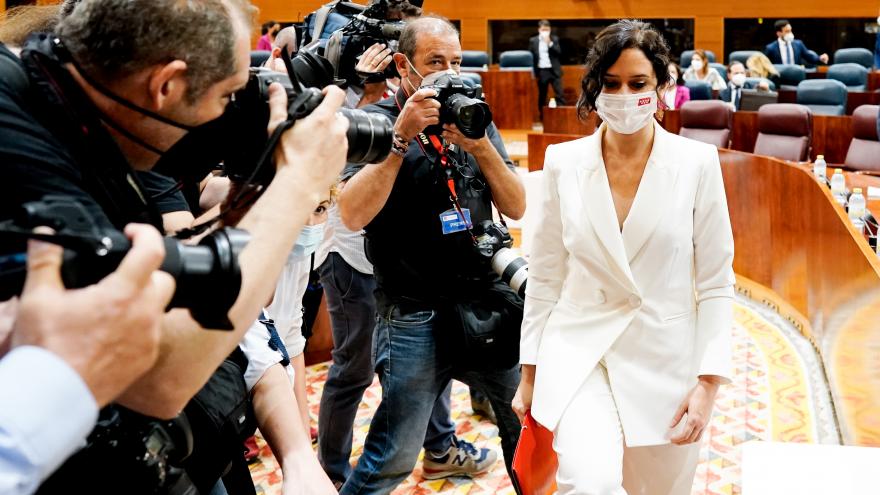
512, 364, 536, 423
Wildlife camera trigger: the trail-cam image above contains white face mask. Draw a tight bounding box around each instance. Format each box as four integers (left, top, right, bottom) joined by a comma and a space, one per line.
596, 91, 657, 135
783, 32, 795, 43
731, 73, 747, 87
420, 68, 458, 88
690, 59, 704, 71
290, 223, 325, 259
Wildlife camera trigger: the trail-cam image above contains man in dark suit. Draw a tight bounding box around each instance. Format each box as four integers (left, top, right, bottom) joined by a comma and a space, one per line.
764, 19, 829, 66
718, 61, 765, 111
529, 20, 565, 119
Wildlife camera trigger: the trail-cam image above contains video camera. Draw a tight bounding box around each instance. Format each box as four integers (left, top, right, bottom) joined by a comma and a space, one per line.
474, 220, 527, 298
303, 0, 424, 87
422, 72, 493, 139
0, 197, 248, 330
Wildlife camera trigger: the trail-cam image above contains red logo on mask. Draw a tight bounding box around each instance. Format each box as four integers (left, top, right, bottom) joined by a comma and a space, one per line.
638, 97, 652, 106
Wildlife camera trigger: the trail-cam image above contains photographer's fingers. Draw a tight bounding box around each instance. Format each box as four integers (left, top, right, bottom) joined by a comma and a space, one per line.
22, 227, 63, 294
409, 87, 439, 103
267, 82, 290, 134
309, 86, 346, 120
106, 224, 167, 297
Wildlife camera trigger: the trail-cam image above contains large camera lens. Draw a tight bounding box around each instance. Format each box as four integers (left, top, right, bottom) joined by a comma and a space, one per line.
339, 108, 394, 164
446, 94, 493, 139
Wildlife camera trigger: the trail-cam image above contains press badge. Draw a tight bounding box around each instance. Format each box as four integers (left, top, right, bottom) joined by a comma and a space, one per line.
440, 208, 472, 235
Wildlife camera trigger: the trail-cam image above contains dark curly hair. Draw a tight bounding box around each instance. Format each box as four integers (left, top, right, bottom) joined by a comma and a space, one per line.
576, 20, 671, 120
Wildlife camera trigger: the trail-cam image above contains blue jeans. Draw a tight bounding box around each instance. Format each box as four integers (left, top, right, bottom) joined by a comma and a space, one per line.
339, 304, 521, 495
317, 254, 455, 484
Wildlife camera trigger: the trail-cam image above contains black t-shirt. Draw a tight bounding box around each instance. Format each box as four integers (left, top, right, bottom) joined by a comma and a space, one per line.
343, 90, 517, 311
0, 40, 187, 250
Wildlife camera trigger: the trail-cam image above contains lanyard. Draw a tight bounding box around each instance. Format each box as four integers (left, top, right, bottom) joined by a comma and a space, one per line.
394, 91, 478, 243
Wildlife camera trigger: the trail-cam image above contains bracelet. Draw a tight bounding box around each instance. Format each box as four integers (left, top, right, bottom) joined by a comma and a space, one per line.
390, 132, 409, 157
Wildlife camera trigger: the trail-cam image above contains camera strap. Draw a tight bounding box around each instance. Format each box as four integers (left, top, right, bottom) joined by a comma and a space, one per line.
418, 132, 477, 244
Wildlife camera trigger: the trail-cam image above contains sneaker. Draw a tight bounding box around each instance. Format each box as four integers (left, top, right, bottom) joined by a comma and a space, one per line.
421, 438, 497, 480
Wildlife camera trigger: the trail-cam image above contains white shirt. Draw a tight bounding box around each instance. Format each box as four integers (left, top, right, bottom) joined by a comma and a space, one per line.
315, 205, 373, 275
778, 39, 795, 65
265, 252, 311, 356
538, 38, 552, 69
0, 347, 99, 495
239, 319, 295, 391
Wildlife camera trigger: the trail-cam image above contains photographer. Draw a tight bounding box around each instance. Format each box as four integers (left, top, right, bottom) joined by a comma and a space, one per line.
0, 0, 347, 487
337, 16, 525, 494
0, 225, 174, 494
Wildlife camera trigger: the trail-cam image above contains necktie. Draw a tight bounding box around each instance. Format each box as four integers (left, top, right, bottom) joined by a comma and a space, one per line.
787, 42, 795, 65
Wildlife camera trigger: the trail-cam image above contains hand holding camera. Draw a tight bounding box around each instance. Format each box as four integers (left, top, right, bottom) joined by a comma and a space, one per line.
356, 43, 394, 78
394, 87, 441, 141
12, 224, 175, 407
441, 123, 491, 156
271, 83, 350, 201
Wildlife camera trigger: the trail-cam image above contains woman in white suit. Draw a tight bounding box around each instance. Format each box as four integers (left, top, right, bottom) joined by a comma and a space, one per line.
512, 20, 735, 495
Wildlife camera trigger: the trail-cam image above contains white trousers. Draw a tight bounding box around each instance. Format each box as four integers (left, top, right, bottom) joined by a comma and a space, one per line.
552, 364, 700, 495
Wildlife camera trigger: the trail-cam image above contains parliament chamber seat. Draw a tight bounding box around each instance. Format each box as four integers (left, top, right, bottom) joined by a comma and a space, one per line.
461, 50, 490, 72
712, 62, 729, 83
678, 100, 732, 148
249, 50, 271, 67
753, 103, 812, 162
680, 49, 716, 68
776, 64, 807, 90
746, 77, 776, 91
844, 105, 880, 172
797, 79, 848, 116
685, 80, 713, 100
729, 50, 761, 66
833, 47, 875, 69
499, 50, 533, 71
459, 72, 483, 86
827, 63, 870, 91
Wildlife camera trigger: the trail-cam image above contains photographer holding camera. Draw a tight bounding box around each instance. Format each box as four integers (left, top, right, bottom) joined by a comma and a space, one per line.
337, 16, 526, 495
0, 225, 174, 494
0, 0, 349, 491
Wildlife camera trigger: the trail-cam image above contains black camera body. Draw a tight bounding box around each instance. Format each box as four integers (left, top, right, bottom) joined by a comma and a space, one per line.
219, 51, 394, 186
422, 73, 493, 139
0, 197, 248, 330
474, 220, 528, 298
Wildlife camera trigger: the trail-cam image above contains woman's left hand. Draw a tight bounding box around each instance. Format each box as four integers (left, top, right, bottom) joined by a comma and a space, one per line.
669, 377, 722, 445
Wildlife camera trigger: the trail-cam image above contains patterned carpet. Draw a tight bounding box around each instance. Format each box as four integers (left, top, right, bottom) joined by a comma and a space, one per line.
248, 299, 835, 495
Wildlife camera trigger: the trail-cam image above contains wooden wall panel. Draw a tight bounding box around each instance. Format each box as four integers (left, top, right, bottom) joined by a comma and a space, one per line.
250, 0, 879, 56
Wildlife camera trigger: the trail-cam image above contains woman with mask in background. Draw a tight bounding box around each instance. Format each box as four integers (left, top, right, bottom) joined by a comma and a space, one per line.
683, 48, 726, 91
662, 62, 690, 110
512, 19, 735, 495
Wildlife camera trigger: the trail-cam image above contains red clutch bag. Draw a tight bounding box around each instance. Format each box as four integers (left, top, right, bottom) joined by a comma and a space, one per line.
511, 412, 558, 495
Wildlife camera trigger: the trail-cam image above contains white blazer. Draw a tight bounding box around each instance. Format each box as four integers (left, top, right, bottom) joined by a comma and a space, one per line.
521, 121, 735, 447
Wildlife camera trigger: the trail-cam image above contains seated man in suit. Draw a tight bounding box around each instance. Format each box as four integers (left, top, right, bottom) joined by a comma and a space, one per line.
529, 19, 566, 119
764, 19, 828, 66
719, 61, 770, 111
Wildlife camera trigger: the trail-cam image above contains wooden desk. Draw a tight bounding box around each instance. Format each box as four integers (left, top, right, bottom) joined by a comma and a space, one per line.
778, 89, 879, 116
541, 106, 599, 135
720, 150, 880, 447
481, 70, 538, 130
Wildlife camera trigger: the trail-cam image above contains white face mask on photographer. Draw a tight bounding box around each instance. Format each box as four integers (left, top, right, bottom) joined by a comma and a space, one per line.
404, 56, 456, 95
595, 91, 657, 135
290, 223, 325, 260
